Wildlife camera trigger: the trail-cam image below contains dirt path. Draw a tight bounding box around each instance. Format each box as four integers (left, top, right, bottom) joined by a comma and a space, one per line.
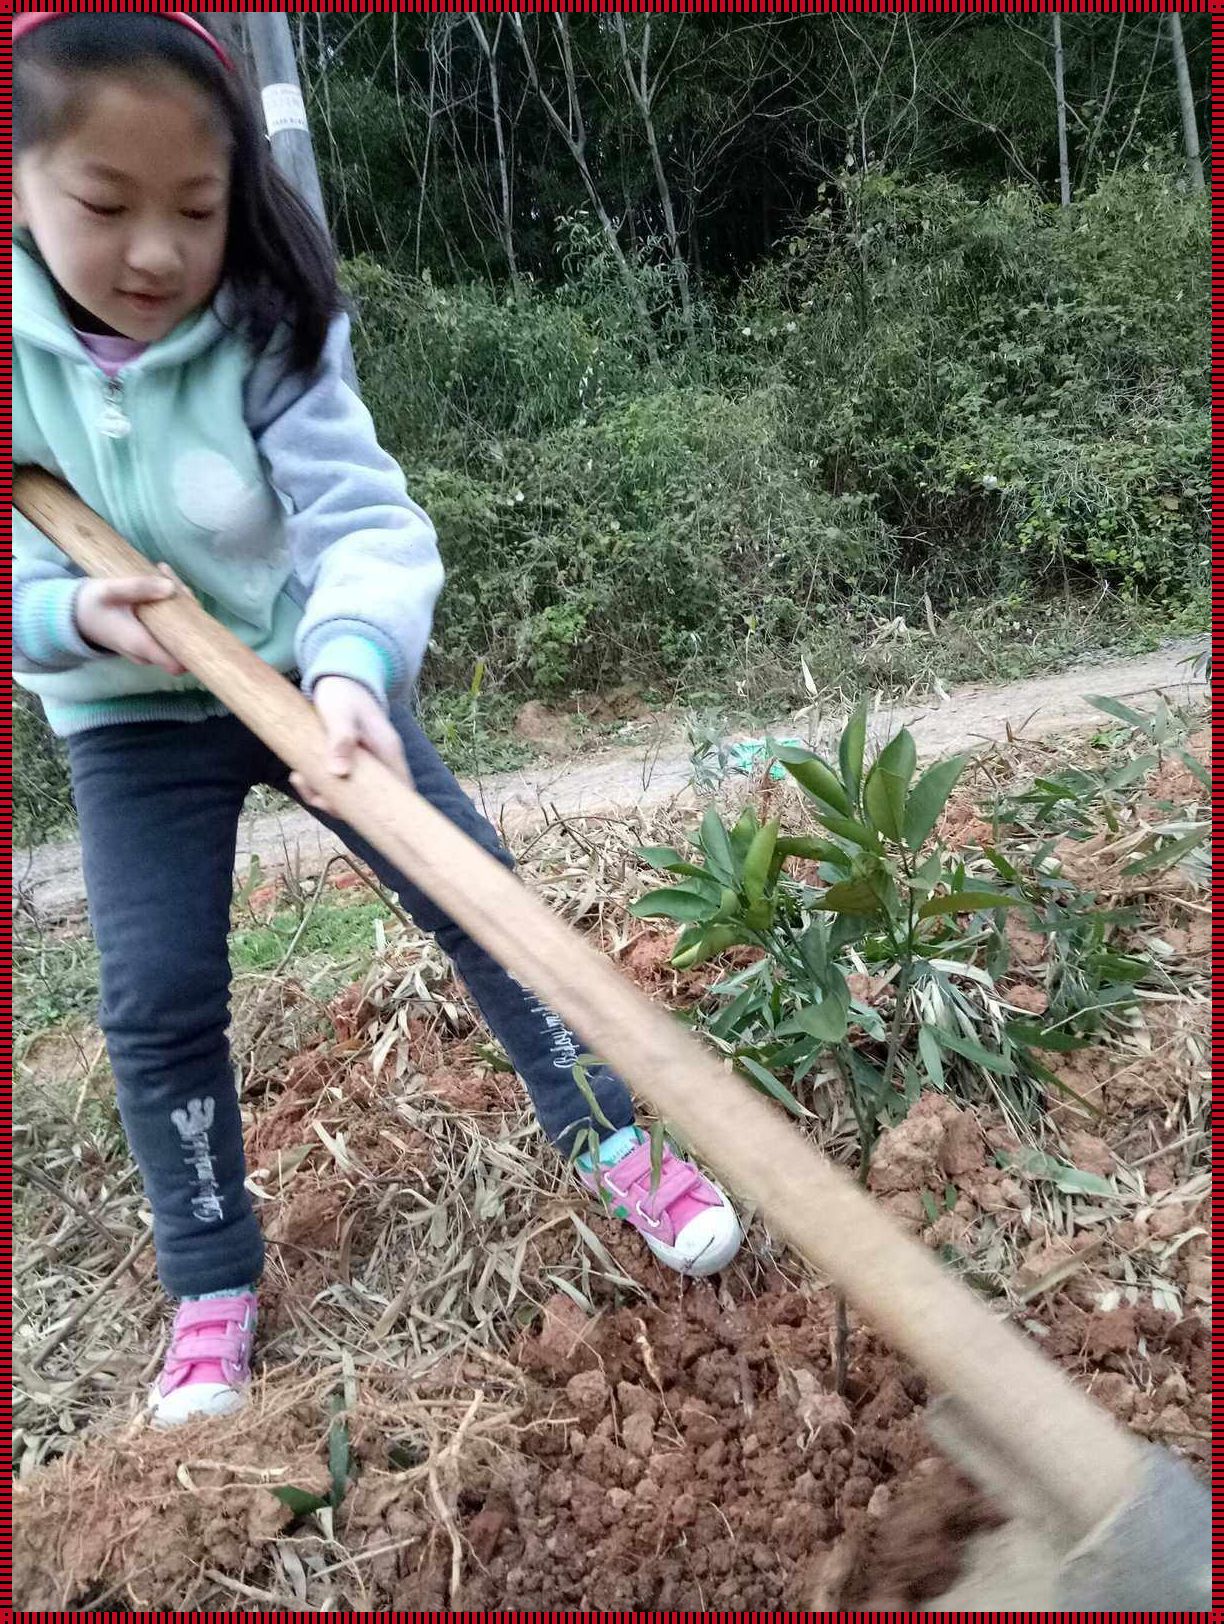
14, 639, 1205, 920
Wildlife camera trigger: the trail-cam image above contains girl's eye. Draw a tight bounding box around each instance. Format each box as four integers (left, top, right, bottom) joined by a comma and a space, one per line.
76, 198, 124, 218
182, 210, 218, 223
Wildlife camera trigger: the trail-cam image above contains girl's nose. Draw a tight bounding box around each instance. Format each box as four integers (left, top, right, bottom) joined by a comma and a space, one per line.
124, 226, 181, 281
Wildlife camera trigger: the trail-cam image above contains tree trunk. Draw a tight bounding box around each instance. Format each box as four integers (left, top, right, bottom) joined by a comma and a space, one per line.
511, 14, 658, 362
613, 17, 694, 340
1052, 12, 1072, 208
469, 18, 523, 294
1167, 13, 1206, 193
414, 22, 441, 277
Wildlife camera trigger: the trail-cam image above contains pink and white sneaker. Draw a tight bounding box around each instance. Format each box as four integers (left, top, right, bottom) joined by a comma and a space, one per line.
148, 1291, 257, 1425
577, 1126, 742, 1276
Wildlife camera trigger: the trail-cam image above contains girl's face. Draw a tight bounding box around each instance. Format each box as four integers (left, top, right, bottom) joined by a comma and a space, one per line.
14, 73, 231, 341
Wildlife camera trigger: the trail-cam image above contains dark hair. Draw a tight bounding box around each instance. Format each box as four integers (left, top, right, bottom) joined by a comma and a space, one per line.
14, 14, 341, 374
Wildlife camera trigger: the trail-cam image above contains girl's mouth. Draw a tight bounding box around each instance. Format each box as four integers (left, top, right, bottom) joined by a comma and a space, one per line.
119, 290, 174, 313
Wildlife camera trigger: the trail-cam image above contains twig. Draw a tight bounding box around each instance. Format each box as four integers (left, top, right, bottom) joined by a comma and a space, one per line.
31, 1230, 152, 1370
20, 1162, 139, 1265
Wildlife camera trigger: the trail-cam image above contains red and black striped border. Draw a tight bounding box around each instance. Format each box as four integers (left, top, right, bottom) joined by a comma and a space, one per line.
0, 1, 1218, 1618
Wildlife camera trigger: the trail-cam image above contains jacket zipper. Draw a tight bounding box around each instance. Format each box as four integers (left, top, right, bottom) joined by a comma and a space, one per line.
93, 369, 145, 561
96, 374, 132, 439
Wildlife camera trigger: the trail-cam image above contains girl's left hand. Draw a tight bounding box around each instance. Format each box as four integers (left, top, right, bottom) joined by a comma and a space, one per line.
293, 675, 413, 815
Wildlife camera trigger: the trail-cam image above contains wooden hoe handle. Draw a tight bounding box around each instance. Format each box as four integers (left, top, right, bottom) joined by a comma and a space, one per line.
14, 467, 1142, 1539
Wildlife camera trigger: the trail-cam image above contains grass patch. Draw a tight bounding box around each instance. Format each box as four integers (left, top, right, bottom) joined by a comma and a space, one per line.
13, 929, 101, 1039
231, 895, 393, 977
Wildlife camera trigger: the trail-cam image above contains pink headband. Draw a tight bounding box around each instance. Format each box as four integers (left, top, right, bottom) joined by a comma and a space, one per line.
11, 10, 235, 73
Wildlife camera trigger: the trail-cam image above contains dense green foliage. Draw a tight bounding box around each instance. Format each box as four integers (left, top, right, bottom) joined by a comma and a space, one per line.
349, 166, 1208, 700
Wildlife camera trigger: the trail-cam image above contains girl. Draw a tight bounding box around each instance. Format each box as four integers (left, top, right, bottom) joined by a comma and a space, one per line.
12, 13, 740, 1425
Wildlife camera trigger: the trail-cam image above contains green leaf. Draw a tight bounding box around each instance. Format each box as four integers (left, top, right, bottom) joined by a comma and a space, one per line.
728, 806, 760, 859
829, 913, 871, 954
813, 811, 884, 851
635, 845, 718, 882
982, 845, 1019, 882
713, 887, 743, 922
1174, 748, 1211, 791
798, 921, 828, 980
935, 1027, 1015, 1075
1007, 1021, 1089, 1053
1005, 1149, 1114, 1199
1086, 695, 1149, 731
635, 844, 688, 870
774, 747, 853, 815
699, 806, 737, 884
629, 887, 716, 922
918, 1024, 946, 1089
920, 1189, 940, 1225
742, 819, 780, 905
862, 729, 917, 842
670, 924, 744, 969
571, 1062, 617, 1132
816, 878, 884, 916
775, 835, 853, 868
910, 850, 945, 895
1122, 827, 1209, 877
1103, 755, 1158, 792
903, 754, 968, 851
777, 985, 849, 1043
736, 1055, 808, 1118
709, 986, 764, 1041
272, 1485, 330, 1518
328, 1402, 350, 1508
918, 889, 1018, 920
1049, 1165, 1116, 1198
838, 699, 868, 811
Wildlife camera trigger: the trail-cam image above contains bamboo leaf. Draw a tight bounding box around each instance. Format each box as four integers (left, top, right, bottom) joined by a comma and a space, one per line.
918, 889, 1018, 919
736, 1054, 808, 1117
272, 1485, 330, 1517
1086, 695, 1149, 731
935, 1027, 1015, 1075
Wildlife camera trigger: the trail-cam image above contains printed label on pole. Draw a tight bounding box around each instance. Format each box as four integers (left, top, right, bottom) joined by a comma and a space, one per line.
262, 83, 309, 137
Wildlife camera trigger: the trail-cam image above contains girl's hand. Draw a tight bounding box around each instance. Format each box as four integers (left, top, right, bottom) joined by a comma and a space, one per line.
74, 572, 187, 674
293, 675, 412, 814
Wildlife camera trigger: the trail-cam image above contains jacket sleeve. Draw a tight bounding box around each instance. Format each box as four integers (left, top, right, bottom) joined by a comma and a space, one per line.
12, 509, 109, 674
244, 312, 445, 706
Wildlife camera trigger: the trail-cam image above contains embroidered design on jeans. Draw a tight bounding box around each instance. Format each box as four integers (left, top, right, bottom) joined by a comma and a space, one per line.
171, 1097, 225, 1224
507, 973, 584, 1074
526, 994, 582, 1073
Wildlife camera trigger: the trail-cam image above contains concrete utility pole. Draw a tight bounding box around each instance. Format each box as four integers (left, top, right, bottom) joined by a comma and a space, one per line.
242, 14, 330, 227
210, 13, 357, 386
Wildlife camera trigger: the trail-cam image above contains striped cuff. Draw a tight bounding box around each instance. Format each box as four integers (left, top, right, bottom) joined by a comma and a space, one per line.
300, 634, 394, 708
15, 578, 104, 668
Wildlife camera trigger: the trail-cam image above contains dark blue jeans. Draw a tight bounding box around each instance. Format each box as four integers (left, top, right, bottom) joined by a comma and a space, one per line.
67, 704, 634, 1296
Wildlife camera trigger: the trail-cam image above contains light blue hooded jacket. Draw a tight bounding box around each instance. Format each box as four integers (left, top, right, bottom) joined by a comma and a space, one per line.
12, 234, 445, 736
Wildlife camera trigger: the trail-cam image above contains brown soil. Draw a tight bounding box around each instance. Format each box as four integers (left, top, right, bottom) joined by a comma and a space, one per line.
494, 1282, 996, 1610
11, 1276, 998, 1611
14, 1041, 1210, 1611
13, 1245, 1208, 1611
